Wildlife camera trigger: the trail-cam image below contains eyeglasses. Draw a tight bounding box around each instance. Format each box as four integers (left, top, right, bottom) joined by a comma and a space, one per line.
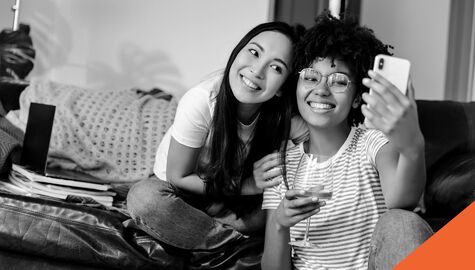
298, 68, 353, 93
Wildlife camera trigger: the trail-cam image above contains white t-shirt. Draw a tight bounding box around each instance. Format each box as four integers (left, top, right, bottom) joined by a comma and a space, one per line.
154, 74, 308, 180
262, 127, 389, 270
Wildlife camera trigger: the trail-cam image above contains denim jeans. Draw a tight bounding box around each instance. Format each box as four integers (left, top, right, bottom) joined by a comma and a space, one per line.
367, 209, 433, 270
127, 179, 432, 267
126, 178, 265, 251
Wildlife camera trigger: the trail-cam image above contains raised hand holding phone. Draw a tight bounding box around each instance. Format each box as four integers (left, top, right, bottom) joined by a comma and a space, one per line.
364, 55, 411, 129
362, 57, 423, 154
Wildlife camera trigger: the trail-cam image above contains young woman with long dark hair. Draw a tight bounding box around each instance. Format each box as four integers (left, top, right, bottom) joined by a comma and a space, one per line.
127, 21, 307, 251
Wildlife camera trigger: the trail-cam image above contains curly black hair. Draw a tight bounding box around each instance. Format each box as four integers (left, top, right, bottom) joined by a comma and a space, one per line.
293, 11, 393, 126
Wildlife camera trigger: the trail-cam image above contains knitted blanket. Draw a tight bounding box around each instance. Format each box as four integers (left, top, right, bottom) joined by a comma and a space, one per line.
9, 80, 177, 182
0, 104, 23, 176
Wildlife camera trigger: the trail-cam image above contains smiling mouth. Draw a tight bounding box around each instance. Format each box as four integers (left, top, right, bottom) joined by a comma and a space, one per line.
241, 75, 261, 90
308, 102, 335, 111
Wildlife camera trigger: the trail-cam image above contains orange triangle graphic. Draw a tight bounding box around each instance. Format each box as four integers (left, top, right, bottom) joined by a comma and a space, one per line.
395, 202, 475, 269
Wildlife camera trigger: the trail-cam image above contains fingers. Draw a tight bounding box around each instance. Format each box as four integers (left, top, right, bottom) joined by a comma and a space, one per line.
253, 152, 283, 189
286, 200, 325, 219
285, 189, 325, 207
253, 152, 281, 169
362, 71, 414, 132
361, 104, 387, 130
362, 92, 390, 122
406, 77, 420, 115
275, 189, 330, 228
364, 70, 404, 107
407, 76, 416, 101
264, 166, 283, 180
290, 208, 321, 224
275, 202, 321, 228
283, 190, 326, 220
260, 175, 283, 189
255, 166, 283, 188
285, 189, 307, 199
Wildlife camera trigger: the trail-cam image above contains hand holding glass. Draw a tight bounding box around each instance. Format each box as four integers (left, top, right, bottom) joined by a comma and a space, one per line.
289, 154, 333, 248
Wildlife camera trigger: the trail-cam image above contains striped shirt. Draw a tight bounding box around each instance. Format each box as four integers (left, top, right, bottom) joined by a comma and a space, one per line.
263, 127, 389, 270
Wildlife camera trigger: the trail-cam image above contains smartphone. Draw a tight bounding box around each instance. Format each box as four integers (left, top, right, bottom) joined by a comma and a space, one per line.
365, 54, 411, 128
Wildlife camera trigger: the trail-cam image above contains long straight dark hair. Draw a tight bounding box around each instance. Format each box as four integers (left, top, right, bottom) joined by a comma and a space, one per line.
197, 21, 302, 215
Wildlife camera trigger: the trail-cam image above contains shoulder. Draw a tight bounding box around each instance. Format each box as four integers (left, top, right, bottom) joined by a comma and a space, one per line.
354, 127, 389, 165
350, 127, 387, 144
282, 142, 304, 188
180, 73, 223, 105
177, 73, 223, 117
171, 73, 224, 147
361, 127, 388, 146
290, 115, 309, 143
286, 142, 302, 154
284, 142, 304, 166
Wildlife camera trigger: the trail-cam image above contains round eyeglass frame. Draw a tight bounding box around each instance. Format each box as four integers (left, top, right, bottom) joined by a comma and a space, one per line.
298, 68, 353, 93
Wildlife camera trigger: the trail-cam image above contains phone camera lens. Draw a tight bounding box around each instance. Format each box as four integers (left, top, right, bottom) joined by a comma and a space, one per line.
378, 58, 384, 70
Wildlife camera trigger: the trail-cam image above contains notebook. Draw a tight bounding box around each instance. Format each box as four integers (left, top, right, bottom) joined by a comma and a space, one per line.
17, 102, 112, 191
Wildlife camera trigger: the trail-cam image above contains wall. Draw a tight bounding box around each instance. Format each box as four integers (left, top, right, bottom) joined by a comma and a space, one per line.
1, 1, 453, 101
360, 0, 451, 100
0, 0, 271, 99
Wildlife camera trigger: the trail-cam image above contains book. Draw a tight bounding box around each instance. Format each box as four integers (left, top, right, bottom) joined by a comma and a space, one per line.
12, 164, 113, 191
8, 170, 114, 206
0, 180, 32, 196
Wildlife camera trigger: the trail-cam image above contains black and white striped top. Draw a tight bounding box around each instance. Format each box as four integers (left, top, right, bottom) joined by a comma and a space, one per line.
263, 127, 389, 270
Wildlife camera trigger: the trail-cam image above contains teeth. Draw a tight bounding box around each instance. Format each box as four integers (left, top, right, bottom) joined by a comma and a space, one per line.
242, 76, 259, 90
309, 102, 333, 109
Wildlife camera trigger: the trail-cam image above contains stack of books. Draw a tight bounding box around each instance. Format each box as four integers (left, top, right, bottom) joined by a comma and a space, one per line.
0, 103, 119, 207
5, 164, 116, 206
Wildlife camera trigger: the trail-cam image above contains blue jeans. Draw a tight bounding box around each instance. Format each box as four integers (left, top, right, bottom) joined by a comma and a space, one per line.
126, 178, 265, 250
368, 209, 433, 270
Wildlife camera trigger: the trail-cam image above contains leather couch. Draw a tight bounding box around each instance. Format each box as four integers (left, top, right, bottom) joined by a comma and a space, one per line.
0, 100, 474, 269
416, 100, 475, 231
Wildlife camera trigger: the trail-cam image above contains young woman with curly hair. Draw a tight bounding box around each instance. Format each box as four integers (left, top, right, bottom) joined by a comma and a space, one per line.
262, 12, 433, 270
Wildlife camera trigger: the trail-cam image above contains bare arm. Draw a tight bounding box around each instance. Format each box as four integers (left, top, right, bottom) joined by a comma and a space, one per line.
262, 189, 324, 270
261, 209, 292, 270
375, 141, 425, 209
362, 72, 425, 209
166, 137, 206, 195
